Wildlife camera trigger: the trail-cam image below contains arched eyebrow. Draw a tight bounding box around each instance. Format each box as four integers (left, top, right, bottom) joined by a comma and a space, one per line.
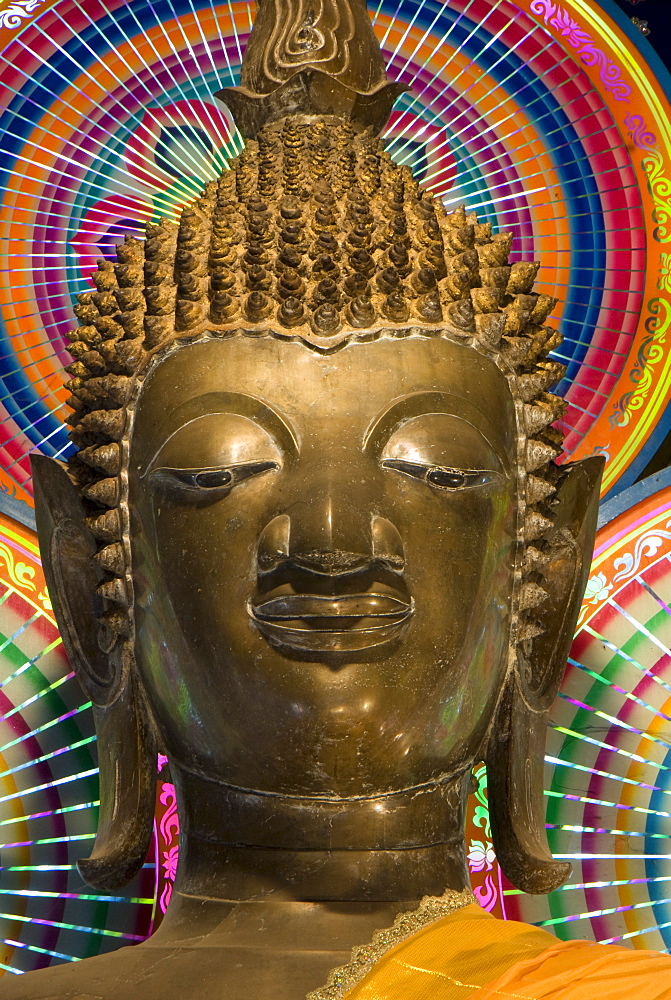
363, 391, 513, 470
137, 390, 299, 473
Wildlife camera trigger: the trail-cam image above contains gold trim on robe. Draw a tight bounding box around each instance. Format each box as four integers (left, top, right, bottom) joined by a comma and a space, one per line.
343, 904, 671, 999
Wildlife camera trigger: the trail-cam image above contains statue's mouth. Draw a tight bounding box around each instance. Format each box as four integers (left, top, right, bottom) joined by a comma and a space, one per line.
248, 592, 414, 652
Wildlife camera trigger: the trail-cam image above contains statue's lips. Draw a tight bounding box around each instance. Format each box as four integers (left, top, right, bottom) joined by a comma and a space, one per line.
248, 593, 414, 652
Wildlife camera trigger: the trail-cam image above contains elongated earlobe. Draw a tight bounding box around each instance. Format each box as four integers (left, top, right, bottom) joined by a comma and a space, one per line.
486, 677, 570, 893
31, 455, 156, 890
80, 675, 156, 890
487, 456, 604, 893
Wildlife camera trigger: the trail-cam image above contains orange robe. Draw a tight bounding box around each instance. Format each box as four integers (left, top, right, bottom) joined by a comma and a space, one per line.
344, 904, 671, 999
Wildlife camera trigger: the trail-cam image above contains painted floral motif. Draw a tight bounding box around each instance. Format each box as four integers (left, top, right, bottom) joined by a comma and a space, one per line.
610, 298, 671, 428
659, 254, 671, 293
157, 781, 180, 914
529, 0, 631, 102
37, 588, 52, 611
473, 874, 499, 912
159, 783, 180, 844
577, 565, 613, 627
584, 572, 613, 604
0, 0, 45, 31
466, 764, 503, 914
613, 521, 671, 583
471, 762, 491, 839
0, 542, 37, 593
468, 839, 496, 872
578, 519, 671, 634
547, 5, 584, 43
162, 844, 180, 882
625, 113, 657, 150
642, 146, 671, 243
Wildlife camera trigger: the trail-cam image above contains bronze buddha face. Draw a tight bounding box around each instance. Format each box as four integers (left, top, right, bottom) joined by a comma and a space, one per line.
129, 333, 517, 796
30, 103, 604, 900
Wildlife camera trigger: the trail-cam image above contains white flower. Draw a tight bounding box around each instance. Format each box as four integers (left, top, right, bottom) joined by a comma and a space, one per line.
584, 572, 611, 604
467, 839, 495, 872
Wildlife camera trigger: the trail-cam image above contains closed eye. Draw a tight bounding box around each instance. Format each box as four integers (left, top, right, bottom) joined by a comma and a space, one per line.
381, 459, 501, 491
148, 461, 279, 502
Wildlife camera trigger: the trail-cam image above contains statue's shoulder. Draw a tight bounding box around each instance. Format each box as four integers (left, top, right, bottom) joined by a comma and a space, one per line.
0, 943, 153, 999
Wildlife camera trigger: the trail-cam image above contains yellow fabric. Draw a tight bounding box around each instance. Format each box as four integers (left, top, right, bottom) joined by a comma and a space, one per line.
344, 904, 671, 1000
345, 905, 557, 999
480, 937, 671, 999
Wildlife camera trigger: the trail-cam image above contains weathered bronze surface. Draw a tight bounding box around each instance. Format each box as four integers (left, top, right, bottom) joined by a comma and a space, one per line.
216, 0, 406, 136
4, 0, 605, 996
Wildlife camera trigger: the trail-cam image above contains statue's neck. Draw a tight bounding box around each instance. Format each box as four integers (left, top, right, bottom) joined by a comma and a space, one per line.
171, 767, 471, 901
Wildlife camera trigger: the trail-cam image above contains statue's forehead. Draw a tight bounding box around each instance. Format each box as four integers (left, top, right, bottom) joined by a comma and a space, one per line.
132, 334, 517, 458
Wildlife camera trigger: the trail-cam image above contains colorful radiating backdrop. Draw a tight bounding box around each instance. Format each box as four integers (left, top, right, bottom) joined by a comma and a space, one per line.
0, 0, 670, 502
507, 474, 671, 953
1, 0, 671, 976
0, 509, 158, 973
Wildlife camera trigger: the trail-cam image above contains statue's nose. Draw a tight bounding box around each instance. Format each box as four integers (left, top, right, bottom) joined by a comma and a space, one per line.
287, 494, 370, 558
257, 509, 404, 577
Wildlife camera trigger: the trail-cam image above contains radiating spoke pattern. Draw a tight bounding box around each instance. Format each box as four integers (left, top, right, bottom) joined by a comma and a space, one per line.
0, 510, 157, 974
508, 484, 671, 953
0, 0, 669, 504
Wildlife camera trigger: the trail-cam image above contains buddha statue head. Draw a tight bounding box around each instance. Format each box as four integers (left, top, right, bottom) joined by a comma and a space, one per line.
31, 0, 602, 910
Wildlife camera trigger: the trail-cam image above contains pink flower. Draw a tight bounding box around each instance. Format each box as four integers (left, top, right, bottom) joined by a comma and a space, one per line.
162, 845, 180, 882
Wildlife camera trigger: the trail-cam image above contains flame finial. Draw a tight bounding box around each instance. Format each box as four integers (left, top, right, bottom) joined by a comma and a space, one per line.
216, 0, 406, 137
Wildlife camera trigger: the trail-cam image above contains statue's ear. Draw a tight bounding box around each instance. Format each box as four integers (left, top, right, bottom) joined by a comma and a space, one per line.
487, 455, 604, 894
30, 454, 156, 890
520, 455, 606, 710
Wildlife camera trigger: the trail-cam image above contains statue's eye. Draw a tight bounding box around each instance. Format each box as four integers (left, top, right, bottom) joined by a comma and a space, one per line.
426, 468, 495, 489
427, 469, 468, 489
148, 461, 278, 501
191, 469, 233, 489
142, 412, 287, 500
381, 459, 498, 491
375, 412, 506, 487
